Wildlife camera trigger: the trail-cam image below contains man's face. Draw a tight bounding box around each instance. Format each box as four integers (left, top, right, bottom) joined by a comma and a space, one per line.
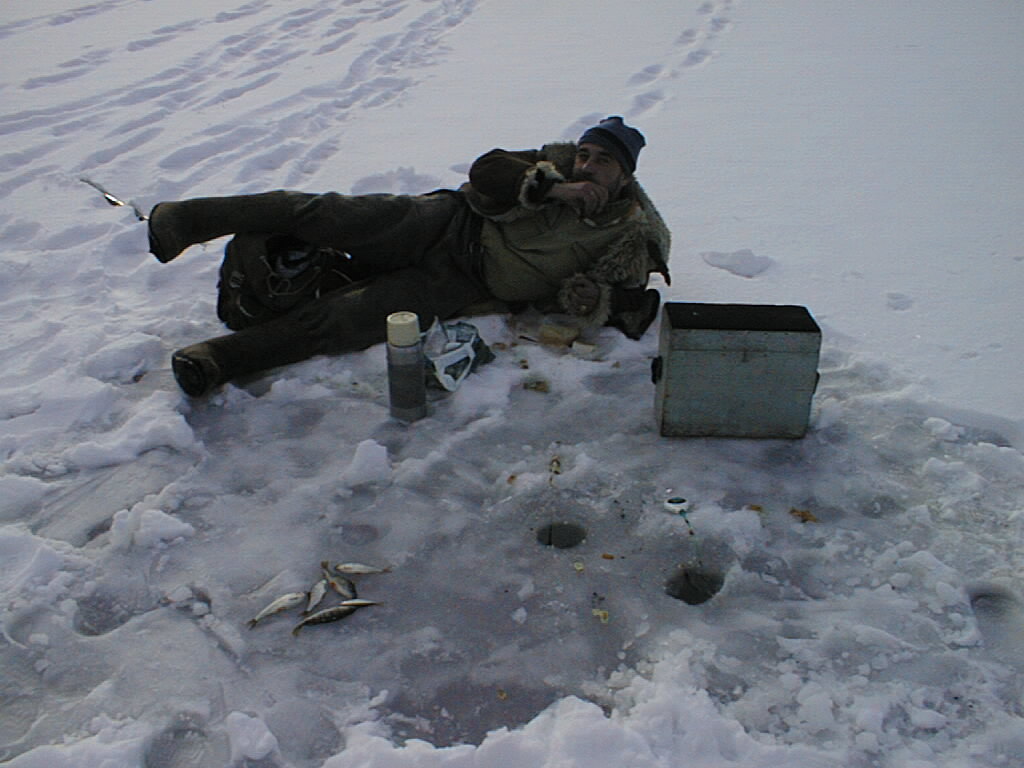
573, 142, 630, 199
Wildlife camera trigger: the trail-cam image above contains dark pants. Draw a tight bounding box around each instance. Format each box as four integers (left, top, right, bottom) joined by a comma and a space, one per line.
195, 191, 492, 383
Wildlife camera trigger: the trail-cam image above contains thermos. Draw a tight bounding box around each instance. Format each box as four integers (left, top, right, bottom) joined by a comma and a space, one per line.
386, 311, 427, 422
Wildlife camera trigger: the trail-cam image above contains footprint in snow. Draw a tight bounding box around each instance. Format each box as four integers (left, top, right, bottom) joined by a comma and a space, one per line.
561, 113, 606, 142
628, 90, 665, 117
701, 249, 775, 278
680, 48, 713, 69
886, 292, 914, 310
628, 64, 664, 87
676, 28, 699, 47
709, 17, 732, 35
350, 167, 442, 195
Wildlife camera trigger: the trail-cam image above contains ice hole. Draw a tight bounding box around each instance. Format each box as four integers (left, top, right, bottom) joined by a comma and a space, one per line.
536, 522, 587, 549
74, 593, 138, 636
664, 567, 724, 605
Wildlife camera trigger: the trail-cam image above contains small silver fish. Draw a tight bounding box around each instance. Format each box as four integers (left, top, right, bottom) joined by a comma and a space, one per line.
247, 591, 305, 628
290, 600, 378, 636
304, 579, 328, 615
333, 561, 391, 575
320, 561, 357, 599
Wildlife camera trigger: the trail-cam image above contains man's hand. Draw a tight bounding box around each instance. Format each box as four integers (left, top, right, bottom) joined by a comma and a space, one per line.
559, 274, 603, 316
547, 181, 609, 217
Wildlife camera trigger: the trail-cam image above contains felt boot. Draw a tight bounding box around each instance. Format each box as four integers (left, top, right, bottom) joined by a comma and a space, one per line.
606, 287, 661, 340
148, 191, 307, 263
171, 344, 224, 398
171, 315, 318, 397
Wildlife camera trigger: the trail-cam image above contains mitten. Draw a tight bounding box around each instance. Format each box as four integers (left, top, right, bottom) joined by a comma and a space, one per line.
558, 274, 603, 316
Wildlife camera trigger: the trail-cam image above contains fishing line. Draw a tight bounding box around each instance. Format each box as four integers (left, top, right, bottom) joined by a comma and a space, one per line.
664, 496, 704, 567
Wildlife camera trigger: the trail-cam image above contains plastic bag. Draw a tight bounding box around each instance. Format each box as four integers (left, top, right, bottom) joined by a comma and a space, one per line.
422, 319, 495, 391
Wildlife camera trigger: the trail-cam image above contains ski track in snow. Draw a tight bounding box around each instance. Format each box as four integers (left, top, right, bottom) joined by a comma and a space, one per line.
2, 2, 1024, 766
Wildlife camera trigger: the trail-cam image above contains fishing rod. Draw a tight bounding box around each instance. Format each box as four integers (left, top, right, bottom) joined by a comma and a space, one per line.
79, 176, 148, 221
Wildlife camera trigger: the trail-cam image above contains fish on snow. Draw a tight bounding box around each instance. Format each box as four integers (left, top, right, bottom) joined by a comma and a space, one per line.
333, 562, 391, 575
247, 592, 306, 628
291, 600, 378, 636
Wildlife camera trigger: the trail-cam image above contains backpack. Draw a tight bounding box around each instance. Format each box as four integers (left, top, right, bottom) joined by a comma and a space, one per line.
216, 233, 353, 331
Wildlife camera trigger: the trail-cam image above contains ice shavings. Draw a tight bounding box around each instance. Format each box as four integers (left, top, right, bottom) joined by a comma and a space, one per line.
199, 613, 247, 660
109, 507, 195, 550
0, 388, 40, 421
80, 332, 164, 384
0, 475, 47, 520
327, 695, 692, 768
0, 373, 119, 457
686, 503, 768, 558
0, 718, 149, 768
339, 439, 392, 487
923, 416, 964, 442
60, 391, 199, 469
264, 377, 334, 401
0, 527, 82, 602
604, 635, 837, 766
225, 711, 279, 763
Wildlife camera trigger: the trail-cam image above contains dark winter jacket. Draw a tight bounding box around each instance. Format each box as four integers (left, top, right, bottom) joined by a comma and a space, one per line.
460, 142, 671, 327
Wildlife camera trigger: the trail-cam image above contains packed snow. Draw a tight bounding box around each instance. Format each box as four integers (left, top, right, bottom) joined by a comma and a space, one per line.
2, 1, 1023, 766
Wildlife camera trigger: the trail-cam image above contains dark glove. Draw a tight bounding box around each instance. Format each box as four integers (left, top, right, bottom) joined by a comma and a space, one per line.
606, 288, 661, 340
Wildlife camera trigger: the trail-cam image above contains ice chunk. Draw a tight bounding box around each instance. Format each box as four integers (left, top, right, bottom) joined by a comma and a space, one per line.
62, 391, 199, 469
81, 332, 164, 384
225, 712, 278, 763
923, 417, 964, 442
339, 439, 391, 487
0, 527, 70, 597
0, 475, 47, 520
907, 706, 948, 730
109, 507, 195, 550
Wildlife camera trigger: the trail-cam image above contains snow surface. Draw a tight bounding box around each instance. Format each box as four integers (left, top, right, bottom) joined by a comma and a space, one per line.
2, 1, 1023, 766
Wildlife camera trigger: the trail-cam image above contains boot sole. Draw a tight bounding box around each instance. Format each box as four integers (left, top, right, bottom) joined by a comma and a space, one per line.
172, 351, 216, 397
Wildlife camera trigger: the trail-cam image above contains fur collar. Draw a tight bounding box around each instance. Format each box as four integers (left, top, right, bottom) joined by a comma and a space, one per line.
541, 142, 671, 284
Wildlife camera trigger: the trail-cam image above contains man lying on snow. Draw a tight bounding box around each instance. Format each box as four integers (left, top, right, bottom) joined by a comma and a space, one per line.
147, 116, 672, 397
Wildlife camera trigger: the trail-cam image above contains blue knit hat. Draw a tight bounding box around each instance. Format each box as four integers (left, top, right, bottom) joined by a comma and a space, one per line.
578, 116, 646, 174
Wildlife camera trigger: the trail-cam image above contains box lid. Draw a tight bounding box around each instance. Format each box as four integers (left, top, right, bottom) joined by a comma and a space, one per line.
664, 303, 820, 334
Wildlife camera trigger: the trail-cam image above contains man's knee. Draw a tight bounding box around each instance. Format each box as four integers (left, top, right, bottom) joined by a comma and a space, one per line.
294, 192, 416, 249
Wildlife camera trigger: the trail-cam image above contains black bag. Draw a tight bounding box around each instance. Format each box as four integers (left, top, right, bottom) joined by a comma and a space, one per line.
216, 233, 353, 331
